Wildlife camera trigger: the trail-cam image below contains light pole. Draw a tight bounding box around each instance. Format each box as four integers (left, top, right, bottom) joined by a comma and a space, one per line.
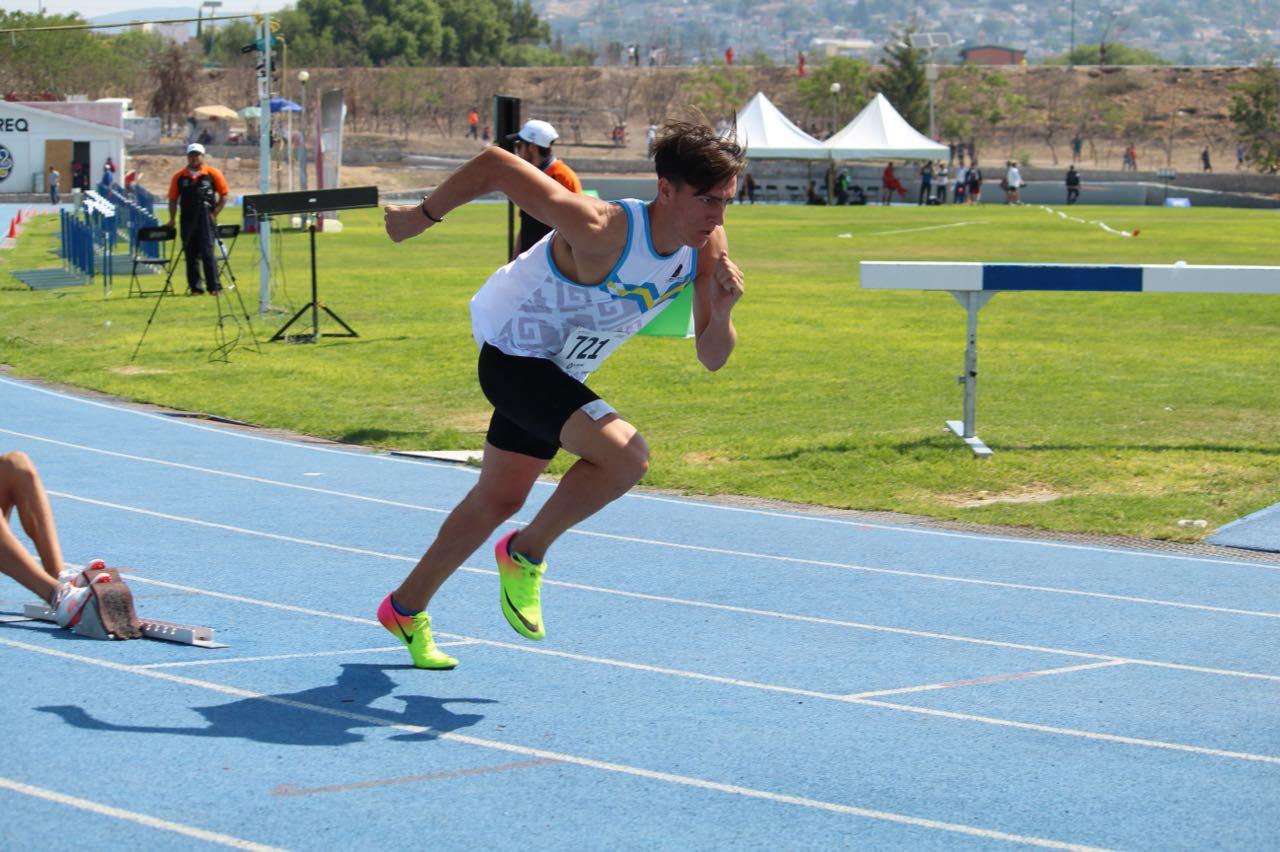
828, 81, 841, 136
197, 1, 221, 43
298, 70, 309, 193
828, 82, 841, 202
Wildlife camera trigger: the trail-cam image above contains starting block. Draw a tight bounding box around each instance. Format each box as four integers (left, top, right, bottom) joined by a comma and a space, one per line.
24, 567, 226, 648
24, 602, 227, 648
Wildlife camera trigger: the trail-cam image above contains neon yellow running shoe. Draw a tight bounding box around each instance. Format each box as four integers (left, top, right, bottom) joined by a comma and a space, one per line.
495, 530, 546, 640
377, 594, 458, 669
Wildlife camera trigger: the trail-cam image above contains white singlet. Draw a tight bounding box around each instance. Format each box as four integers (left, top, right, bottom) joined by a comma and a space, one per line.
469, 198, 696, 381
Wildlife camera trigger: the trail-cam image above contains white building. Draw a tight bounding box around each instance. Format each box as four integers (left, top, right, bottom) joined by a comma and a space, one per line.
0, 101, 130, 195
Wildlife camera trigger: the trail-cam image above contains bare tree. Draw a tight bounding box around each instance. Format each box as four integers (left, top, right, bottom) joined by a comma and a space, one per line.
149, 44, 202, 136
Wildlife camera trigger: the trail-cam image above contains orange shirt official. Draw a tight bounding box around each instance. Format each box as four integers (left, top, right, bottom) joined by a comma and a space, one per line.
517, 158, 582, 255
168, 163, 230, 218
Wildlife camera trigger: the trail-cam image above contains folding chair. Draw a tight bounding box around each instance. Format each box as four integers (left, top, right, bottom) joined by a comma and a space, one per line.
128, 225, 176, 298
214, 223, 239, 281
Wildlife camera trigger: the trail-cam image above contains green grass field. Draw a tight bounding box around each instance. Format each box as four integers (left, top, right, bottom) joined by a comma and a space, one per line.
2, 201, 1278, 542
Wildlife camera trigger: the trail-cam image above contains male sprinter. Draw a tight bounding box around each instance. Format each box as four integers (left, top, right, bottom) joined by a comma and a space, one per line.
380, 120, 746, 668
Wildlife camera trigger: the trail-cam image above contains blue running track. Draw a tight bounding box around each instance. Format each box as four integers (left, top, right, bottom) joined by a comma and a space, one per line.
1, 374, 1277, 850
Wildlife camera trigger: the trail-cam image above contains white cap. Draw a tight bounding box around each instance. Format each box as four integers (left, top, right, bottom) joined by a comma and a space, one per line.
510, 119, 558, 148
186, 142, 205, 155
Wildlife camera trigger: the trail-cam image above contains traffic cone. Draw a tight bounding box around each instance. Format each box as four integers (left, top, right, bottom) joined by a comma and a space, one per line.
7, 218, 17, 238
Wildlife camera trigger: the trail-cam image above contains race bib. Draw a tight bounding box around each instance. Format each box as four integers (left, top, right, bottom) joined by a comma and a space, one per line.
552, 325, 628, 375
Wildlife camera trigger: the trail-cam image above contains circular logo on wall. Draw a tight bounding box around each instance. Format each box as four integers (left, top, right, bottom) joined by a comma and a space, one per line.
0, 146, 12, 182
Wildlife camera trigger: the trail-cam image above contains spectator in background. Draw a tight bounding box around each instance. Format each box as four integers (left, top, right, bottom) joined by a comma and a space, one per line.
738, 171, 757, 204
1071, 135, 1083, 162
47, 166, 59, 205
509, 119, 582, 258
952, 163, 967, 204
724, 46, 734, 65
1201, 146, 1212, 172
123, 169, 140, 196
966, 161, 984, 204
1005, 160, 1022, 204
1237, 143, 1246, 170
797, 51, 806, 77
918, 160, 934, 205
646, 124, 657, 158
467, 109, 479, 139
1065, 164, 1081, 204
935, 162, 949, 203
881, 162, 904, 204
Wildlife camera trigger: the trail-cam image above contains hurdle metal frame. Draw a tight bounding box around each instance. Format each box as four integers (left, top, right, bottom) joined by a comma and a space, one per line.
860, 261, 1280, 457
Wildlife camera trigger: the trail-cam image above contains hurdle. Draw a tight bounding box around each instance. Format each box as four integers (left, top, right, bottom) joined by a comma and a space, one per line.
860, 261, 1280, 457
22, 602, 227, 648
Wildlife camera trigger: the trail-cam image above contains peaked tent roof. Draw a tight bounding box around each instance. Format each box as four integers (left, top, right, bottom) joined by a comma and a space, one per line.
823, 93, 948, 160
733, 91, 828, 160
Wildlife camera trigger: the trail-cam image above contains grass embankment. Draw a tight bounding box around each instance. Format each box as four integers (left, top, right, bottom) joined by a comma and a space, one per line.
2, 201, 1278, 542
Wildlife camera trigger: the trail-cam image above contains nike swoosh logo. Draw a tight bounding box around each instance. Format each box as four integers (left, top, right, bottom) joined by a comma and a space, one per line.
504, 589, 540, 633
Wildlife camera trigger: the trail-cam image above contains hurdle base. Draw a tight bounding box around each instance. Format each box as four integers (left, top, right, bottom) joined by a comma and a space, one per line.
23, 603, 227, 648
946, 420, 993, 458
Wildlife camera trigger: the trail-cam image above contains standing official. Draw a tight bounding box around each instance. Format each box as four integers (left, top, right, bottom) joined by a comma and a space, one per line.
166, 143, 229, 296
509, 119, 582, 258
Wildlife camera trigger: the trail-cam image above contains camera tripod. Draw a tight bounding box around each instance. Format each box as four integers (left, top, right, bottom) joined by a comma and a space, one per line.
130, 202, 262, 363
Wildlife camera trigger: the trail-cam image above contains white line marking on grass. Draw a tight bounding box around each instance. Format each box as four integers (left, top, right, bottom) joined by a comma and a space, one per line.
846, 661, 1130, 698
52, 574, 1280, 764
0, 774, 285, 850
48, 493, 1280, 684
0, 635, 1111, 850
8, 429, 1270, 617
4, 384, 1276, 570
867, 220, 989, 236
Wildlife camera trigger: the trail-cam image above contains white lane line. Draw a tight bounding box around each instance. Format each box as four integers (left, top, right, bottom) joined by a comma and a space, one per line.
0, 378, 466, 473
47, 492, 1280, 684
846, 661, 1130, 699
3, 428, 451, 516
110, 573, 1280, 757
131, 641, 477, 669
0, 774, 285, 851
559, 528, 1280, 620
10, 429, 1272, 618
0, 637, 1109, 850
3, 380, 1275, 571
13, 575, 1276, 765
867, 220, 989, 236
624, 494, 1280, 572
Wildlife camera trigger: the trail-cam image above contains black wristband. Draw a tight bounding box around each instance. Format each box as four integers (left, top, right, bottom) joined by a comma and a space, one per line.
420, 199, 444, 223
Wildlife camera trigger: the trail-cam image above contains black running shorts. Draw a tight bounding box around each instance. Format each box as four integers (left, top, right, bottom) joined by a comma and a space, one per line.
477, 343, 612, 460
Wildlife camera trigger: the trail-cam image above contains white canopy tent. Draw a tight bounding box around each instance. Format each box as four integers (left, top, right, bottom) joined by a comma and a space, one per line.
733, 91, 828, 160
824, 93, 948, 161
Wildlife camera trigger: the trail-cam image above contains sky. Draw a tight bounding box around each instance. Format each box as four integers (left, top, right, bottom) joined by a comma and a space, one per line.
25, 2, 287, 19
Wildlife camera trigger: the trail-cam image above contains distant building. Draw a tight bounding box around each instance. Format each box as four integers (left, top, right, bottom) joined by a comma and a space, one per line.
0, 101, 129, 194
959, 45, 1026, 65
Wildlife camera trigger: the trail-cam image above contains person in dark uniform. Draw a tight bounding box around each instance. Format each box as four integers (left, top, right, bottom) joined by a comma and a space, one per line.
508, 119, 582, 258
165, 143, 229, 295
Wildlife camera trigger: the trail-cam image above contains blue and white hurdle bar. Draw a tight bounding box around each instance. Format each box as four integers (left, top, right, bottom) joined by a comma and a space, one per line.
860, 261, 1280, 457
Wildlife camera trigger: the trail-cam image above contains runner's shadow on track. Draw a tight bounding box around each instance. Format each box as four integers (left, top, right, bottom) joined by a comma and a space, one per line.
37, 662, 495, 747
